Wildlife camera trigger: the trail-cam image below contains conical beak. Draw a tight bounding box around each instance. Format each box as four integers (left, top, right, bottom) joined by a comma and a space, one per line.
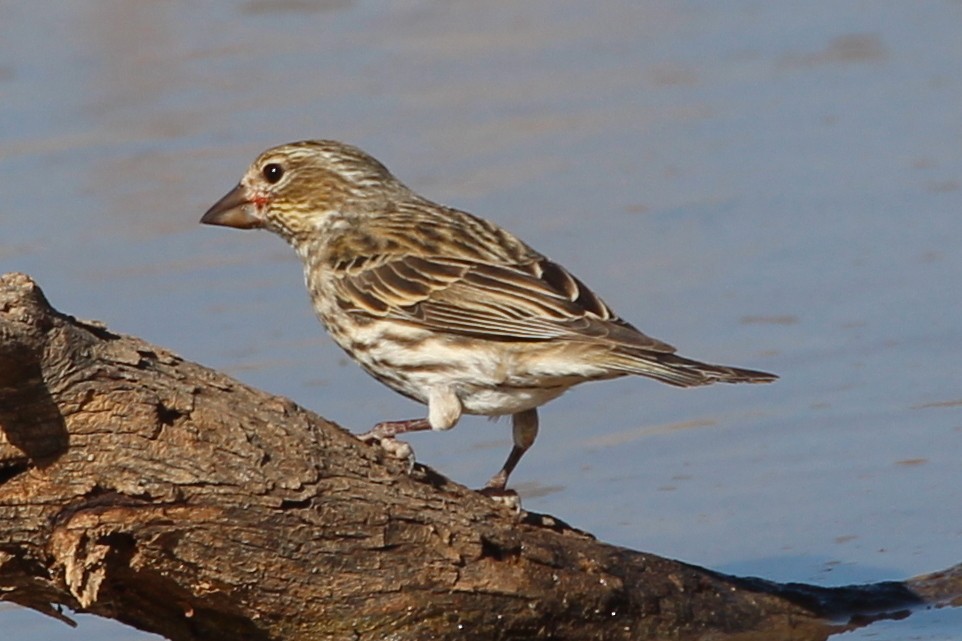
200, 183, 262, 229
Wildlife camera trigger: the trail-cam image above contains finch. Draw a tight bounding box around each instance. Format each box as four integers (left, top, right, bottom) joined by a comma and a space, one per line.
201, 140, 776, 494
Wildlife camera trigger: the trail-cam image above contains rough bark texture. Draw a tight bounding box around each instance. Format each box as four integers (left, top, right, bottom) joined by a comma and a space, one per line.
0, 272, 959, 641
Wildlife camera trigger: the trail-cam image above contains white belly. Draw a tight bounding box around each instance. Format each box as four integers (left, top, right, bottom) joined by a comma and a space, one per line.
457, 385, 570, 416
330, 318, 606, 417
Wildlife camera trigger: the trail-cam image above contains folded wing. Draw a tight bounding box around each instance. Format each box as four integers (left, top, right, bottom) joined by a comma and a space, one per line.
332, 254, 676, 353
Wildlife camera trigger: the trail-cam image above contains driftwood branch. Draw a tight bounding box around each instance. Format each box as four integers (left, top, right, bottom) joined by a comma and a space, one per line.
0, 271, 959, 641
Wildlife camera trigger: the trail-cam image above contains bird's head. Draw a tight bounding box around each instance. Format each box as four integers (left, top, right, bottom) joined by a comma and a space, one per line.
201, 140, 406, 244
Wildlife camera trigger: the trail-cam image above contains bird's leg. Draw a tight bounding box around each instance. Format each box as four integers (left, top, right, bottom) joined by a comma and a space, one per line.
481, 409, 539, 508
360, 418, 432, 440
357, 418, 432, 462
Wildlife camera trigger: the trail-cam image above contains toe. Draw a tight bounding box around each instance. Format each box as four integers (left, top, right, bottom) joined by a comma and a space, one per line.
380, 437, 413, 462
478, 486, 523, 512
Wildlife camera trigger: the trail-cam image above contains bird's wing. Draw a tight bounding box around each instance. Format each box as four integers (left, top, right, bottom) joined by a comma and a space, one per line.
331, 255, 676, 352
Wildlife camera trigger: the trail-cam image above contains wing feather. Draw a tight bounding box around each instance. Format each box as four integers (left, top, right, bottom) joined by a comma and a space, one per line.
332, 255, 675, 352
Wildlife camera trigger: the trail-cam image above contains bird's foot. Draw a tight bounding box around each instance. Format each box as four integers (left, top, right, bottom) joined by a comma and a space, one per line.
357, 431, 416, 473
478, 485, 523, 512
357, 417, 433, 472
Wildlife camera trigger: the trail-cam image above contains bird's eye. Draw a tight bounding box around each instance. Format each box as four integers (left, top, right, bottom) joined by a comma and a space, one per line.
262, 163, 284, 184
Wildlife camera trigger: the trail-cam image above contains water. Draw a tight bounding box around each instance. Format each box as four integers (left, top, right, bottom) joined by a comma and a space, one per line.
2, 2, 960, 638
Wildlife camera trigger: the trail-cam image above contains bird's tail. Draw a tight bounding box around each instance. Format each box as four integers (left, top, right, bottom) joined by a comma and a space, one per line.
608, 350, 778, 388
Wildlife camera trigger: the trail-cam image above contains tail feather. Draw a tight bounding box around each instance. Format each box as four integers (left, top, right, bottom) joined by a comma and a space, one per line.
609, 350, 778, 388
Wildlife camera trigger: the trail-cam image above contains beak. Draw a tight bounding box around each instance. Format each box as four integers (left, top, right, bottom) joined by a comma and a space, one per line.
200, 183, 262, 229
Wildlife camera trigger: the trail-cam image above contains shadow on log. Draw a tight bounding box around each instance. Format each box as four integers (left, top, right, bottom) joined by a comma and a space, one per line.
1, 271, 960, 640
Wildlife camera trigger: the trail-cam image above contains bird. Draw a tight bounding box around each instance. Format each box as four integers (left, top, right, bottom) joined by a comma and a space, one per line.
201, 140, 777, 496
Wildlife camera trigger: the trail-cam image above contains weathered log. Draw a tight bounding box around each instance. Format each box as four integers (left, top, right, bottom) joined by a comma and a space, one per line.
0, 271, 958, 641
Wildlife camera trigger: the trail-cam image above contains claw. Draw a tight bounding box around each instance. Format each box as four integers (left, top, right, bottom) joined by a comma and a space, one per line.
356, 430, 417, 477
478, 486, 523, 513
357, 417, 431, 474
379, 436, 414, 463
357, 432, 414, 461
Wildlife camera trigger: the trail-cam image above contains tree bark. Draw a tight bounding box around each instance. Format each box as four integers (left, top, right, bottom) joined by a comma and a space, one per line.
0, 271, 959, 641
